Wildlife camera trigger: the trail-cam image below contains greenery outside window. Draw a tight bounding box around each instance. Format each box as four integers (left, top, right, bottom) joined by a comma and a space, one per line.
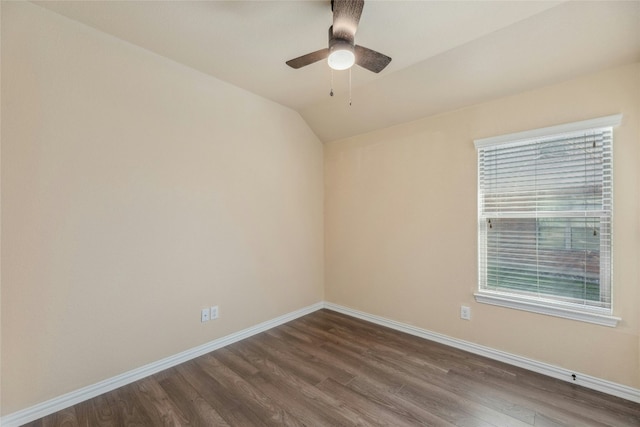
474, 115, 622, 327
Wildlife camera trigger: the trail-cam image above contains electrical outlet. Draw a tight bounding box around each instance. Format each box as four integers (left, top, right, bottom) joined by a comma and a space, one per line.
210, 305, 219, 320
201, 308, 210, 322
460, 305, 471, 320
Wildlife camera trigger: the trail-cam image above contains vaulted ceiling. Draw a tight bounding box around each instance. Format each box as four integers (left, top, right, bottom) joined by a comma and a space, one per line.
33, 1, 640, 142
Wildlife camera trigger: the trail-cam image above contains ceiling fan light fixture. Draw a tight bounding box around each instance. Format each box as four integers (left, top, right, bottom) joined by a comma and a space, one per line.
285, 1, 391, 74
328, 43, 355, 70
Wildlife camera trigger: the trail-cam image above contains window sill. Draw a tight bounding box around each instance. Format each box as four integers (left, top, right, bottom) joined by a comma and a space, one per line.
474, 292, 621, 327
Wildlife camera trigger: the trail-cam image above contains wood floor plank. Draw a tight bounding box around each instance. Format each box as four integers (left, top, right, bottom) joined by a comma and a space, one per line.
41, 406, 78, 427
448, 367, 636, 427
264, 327, 357, 385
133, 377, 190, 426
336, 340, 529, 427
229, 339, 376, 426
248, 333, 329, 385
396, 382, 514, 427
317, 376, 431, 427
110, 383, 157, 426
22, 309, 640, 427
175, 361, 267, 426
368, 345, 537, 426
74, 391, 122, 427
212, 346, 260, 378
232, 369, 349, 426
290, 315, 371, 354
158, 369, 230, 427
344, 376, 456, 426
195, 353, 300, 426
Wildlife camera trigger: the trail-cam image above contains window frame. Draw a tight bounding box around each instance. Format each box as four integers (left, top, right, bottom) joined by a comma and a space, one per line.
474, 115, 622, 327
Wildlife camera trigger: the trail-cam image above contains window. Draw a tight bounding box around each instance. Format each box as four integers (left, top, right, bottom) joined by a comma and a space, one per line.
474, 115, 622, 327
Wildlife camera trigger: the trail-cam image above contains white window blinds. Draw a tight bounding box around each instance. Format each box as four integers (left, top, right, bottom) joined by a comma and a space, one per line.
475, 115, 620, 318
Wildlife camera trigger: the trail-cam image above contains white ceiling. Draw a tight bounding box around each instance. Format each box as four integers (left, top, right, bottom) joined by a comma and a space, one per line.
32, 1, 640, 142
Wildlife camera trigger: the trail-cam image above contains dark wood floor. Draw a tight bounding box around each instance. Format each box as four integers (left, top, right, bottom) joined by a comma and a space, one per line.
24, 309, 640, 426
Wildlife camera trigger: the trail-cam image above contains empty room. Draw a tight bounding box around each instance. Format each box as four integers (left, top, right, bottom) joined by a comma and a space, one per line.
2, 0, 639, 426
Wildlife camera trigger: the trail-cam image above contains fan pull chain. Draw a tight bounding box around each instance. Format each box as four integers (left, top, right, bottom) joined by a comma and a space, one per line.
330, 69, 334, 97
349, 68, 352, 106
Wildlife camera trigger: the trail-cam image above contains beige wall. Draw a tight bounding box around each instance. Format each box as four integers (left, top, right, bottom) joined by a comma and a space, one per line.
325, 62, 640, 388
1, 2, 324, 415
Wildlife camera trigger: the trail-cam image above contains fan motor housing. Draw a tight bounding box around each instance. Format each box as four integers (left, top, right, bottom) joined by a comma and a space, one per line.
328, 26, 355, 50
329, 39, 354, 54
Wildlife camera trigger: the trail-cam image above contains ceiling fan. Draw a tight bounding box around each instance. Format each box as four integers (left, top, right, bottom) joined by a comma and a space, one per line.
285, 0, 392, 73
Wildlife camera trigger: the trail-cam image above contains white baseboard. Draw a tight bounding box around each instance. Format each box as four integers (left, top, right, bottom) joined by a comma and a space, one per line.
0, 302, 324, 427
4, 300, 638, 427
323, 302, 640, 404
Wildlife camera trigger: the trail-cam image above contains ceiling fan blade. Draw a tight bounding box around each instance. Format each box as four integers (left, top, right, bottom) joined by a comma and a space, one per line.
286, 48, 330, 69
355, 45, 391, 73
332, 0, 364, 41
